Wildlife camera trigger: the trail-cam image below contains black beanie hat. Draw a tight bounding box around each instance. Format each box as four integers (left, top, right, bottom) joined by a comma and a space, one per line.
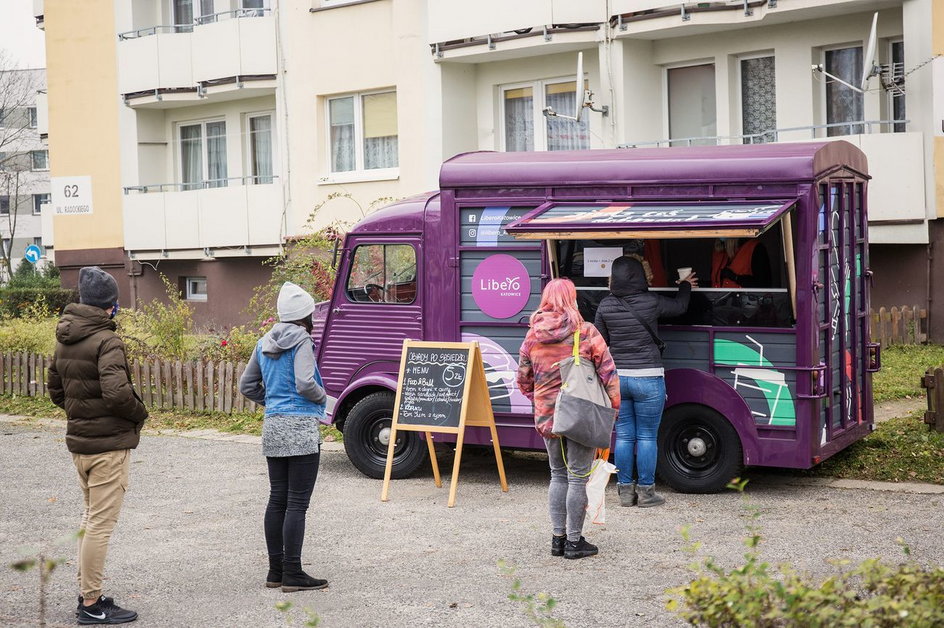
78, 266, 119, 310
609, 256, 649, 297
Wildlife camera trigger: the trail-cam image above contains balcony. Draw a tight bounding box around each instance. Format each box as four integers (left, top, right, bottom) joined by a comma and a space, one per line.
117, 10, 277, 108
428, 0, 606, 62
620, 123, 928, 244
123, 177, 284, 256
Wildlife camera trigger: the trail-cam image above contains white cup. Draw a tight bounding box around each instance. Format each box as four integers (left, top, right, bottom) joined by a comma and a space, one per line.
677, 267, 693, 281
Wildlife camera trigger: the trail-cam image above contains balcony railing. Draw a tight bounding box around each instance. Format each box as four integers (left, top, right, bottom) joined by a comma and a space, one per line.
123, 175, 276, 194
618, 120, 909, 148
118, 8, 272, 40
122, 177, 283, 252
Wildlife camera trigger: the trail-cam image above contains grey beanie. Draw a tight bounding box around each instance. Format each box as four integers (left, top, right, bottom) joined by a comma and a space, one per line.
78, 266, 119, 310
277, 281, 315, 322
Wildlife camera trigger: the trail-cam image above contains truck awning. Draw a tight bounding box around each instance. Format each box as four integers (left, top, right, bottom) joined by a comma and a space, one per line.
504, 199, 798, 240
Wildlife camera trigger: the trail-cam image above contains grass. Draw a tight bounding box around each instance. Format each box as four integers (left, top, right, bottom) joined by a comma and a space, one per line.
0, 394, 343, 442
872, 344, 944, 402
805, 412, 944, 485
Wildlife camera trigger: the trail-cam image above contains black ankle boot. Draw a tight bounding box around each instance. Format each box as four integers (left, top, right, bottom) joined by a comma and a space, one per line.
281, 561, 329, 593
266, 555, 282, 589
551, 535, 566, 557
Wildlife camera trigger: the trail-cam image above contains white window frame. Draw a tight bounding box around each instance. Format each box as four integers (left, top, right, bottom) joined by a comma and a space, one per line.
820, 43, 865, 135
176, 118, 228, 190
244, 111, 277, 184
32, 193, 49, 215
736, 52, 776, 139
28, 107, 38, 129
498, 75, 589, 153
31, 150, 49, 171
185, 276, 208, 301
322, 89, 399, 184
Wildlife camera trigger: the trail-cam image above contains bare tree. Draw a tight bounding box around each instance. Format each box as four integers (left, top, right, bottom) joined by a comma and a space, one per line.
0, 53, 41, 280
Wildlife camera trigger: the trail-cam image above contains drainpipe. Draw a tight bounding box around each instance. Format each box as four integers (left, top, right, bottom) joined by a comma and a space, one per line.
928, 240, 934, 342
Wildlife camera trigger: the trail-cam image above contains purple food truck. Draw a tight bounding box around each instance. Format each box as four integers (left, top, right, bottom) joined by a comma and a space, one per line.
313, 141, 880, 493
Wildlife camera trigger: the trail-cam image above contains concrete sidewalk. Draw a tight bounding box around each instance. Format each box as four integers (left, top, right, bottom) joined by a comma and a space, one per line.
1, 418, 942, 628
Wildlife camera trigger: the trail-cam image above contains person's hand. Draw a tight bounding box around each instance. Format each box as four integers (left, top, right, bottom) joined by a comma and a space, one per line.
677, 271, 698, 288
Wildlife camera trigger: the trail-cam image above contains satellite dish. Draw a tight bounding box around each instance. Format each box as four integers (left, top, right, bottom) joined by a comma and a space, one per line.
860, 12, 880, 90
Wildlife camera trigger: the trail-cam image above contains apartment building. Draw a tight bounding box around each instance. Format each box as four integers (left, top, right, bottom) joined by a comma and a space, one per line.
38, 0, 944, 335
0, 68, 50, 279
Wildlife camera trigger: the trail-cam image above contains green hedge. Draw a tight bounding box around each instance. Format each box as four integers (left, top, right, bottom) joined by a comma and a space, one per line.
0, 287, 78, 317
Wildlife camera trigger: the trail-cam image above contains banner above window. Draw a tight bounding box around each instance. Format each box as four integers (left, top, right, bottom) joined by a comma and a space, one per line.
504, 200, 799, 240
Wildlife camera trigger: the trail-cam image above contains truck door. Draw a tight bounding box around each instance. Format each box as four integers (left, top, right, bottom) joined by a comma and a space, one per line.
318, 237, 423, 394
818, 181, 867, 447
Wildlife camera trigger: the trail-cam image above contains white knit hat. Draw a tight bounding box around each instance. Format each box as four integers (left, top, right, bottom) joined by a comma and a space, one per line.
276, 282, 316, 322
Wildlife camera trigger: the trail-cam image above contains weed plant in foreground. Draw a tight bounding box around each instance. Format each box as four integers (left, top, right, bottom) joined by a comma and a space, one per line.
667, 479, 944, 627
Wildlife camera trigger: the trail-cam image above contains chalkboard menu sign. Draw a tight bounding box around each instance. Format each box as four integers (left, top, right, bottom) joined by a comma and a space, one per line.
382, 340, 508, 507
396, 346, 471, 428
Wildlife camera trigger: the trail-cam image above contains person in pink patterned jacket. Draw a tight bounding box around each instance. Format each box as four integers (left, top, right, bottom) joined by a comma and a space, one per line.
517, 278, 620, 560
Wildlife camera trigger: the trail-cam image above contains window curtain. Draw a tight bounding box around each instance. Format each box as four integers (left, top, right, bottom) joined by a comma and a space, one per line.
363, 92, 398, 169
545, 81, 590, 151
741, 57, 777, 143
891, 42, 906, 132
330, 97, 355, 172
250, 115, 273, 183
205, 121, 227, 187
180, 124, 203, 191
503, 88, 533, 152
825, 47, 864, 136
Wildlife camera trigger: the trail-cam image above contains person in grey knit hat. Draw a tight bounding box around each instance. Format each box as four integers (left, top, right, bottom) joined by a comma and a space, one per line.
48, 266, 147, 625
239, 282, 330, 593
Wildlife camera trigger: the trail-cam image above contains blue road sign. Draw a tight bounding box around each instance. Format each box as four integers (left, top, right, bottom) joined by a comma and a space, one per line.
24, 244, 43, 264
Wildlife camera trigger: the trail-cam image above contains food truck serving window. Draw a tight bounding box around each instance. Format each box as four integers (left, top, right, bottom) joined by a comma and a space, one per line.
506, 200, 800, 329
504, 200, 797, 240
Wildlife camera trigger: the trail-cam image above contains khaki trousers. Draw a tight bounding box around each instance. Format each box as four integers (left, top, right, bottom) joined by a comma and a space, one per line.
72, 449, 130, 602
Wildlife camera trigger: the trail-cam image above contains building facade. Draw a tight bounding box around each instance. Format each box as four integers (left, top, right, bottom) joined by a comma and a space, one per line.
37, 0, 944, 336
0, 67, 50, 279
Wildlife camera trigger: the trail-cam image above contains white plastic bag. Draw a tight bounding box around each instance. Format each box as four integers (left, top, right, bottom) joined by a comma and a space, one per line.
585, 458, 617, 525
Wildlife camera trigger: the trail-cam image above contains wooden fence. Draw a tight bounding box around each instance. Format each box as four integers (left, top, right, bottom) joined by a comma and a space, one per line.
870, 305, 928, 347
0, 353, 257, 414
921, 367, 944, 433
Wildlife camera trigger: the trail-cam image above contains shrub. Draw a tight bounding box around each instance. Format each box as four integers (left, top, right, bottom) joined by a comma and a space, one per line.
0, 287, 77, 318
0, 305, 57, 355
117, 275, 194, 361
667, 480, 944, 627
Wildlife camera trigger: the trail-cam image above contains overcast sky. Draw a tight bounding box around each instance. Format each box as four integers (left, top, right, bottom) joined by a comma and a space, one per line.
0, 0, 46, 69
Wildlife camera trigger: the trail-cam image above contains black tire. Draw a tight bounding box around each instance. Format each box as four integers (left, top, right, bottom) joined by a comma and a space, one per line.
342, 391, 426, 479
657, 404, 743, 494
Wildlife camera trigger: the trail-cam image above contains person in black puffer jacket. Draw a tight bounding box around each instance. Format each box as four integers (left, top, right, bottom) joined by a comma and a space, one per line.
594, 256, 696, 508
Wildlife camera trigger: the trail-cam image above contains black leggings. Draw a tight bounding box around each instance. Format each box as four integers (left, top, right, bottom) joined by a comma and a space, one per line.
264, 453, 320, 562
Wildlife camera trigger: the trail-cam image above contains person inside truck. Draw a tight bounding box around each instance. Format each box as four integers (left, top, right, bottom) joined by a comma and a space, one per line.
711, 237, 772, 288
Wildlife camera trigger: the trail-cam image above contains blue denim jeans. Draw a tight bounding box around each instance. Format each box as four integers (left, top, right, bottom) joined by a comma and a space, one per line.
615, 376, 666, 486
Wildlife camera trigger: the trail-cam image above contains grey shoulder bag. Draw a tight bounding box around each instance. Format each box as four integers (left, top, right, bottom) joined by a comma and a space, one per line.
551, 328, 617, 449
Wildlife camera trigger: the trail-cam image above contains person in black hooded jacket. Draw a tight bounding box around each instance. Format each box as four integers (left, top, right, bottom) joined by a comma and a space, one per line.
594, 256, 696, 508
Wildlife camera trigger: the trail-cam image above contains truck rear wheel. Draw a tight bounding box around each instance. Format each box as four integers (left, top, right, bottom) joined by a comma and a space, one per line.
658, 404, 743, 494
343, 391, 426, 479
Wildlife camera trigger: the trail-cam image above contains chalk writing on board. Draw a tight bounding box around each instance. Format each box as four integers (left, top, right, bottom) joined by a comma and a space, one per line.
396, 347, 470, 428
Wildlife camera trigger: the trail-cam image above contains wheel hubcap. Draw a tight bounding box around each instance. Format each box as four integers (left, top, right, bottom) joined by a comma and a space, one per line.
377, 426, 391, 447
686, 437, 707, 457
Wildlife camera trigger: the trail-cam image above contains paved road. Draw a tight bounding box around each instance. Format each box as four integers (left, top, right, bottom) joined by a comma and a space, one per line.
1, 417, 942, 628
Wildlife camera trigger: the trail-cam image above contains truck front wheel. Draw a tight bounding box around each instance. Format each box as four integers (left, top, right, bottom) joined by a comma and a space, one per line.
657, 404, 743, 494
343, 391, 426, 479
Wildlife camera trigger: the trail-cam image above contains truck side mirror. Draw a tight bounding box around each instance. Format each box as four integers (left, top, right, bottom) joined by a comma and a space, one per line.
331, 239, 340, 269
